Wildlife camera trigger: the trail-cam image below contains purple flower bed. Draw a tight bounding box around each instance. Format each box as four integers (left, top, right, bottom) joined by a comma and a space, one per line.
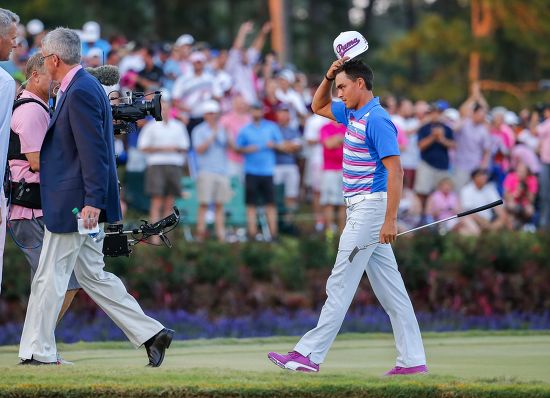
1, 307, 549, 345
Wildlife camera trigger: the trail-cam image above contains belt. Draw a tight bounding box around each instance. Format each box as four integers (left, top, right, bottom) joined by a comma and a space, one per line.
344, 192, 387, 206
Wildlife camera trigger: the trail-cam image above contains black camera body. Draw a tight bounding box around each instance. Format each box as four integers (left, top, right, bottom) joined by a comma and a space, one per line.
111, 91, 163, 134
102, 224, 131, 257
103, 207, 180, 257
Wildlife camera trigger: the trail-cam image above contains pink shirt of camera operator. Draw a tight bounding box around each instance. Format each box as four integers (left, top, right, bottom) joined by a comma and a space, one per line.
8, 90, 49, 220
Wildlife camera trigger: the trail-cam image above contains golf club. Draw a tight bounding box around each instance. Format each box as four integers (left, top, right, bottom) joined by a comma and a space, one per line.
348, 199, 504, 262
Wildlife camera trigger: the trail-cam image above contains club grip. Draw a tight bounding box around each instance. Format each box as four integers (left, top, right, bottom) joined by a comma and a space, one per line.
457, 200, 503, 218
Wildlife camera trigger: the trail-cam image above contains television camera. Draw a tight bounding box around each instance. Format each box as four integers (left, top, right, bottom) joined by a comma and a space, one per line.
85, 65, 163, 134
102, 207, 180, 257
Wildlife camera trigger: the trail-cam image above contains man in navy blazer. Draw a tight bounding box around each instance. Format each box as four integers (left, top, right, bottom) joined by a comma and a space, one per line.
18, 27, 174, 366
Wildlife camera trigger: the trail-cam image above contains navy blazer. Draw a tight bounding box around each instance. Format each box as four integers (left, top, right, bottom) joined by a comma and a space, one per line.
40, 68, 122, 233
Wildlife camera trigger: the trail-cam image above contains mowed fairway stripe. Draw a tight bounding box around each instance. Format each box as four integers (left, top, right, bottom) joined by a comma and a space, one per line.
0, 332, 548, 397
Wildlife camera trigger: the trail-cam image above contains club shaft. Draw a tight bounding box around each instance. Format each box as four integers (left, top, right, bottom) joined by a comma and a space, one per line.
357, 215, 457, 250
396, 215, 457, 237
349, 200, 504, 262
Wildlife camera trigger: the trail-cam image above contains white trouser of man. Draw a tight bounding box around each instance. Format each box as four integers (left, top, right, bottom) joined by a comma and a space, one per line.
19, 225, 164, 362
294, 194, 426, 367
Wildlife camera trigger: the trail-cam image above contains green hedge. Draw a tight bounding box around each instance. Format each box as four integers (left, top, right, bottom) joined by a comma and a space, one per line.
1, 231, 549, 316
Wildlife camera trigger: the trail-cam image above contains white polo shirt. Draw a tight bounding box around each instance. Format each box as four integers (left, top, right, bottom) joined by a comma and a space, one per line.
137, 118, 190, 166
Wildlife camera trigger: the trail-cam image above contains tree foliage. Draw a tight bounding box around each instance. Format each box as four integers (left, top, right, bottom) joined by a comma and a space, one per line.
377, 0, 550, 107
4, 0, 549, 106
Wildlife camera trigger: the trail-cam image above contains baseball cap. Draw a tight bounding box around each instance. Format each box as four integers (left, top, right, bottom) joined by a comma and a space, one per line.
504, 111, 519, 125
433, 99, 449, 112
160, 43, 173, 54
82, 21, 101, 42
278, 69, 295, 84
189, 51, 207, 63
333, 31, 369, 61
26, 19, 44, 36
87, 47, 103, 59
175, 34, 194, 47
200, 100, 221, 115
491, 106, 507, 118
443, 108, 460, 122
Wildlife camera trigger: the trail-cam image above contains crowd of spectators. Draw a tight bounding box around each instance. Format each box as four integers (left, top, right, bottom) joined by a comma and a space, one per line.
2, 18, 550, 242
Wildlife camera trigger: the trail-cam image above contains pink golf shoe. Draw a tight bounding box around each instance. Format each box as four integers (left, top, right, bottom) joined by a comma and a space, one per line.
267, 350, 320, 373
384, 364, 428, 376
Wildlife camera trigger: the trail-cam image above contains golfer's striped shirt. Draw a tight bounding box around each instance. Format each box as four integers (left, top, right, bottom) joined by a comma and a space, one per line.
331, 97, 400, 198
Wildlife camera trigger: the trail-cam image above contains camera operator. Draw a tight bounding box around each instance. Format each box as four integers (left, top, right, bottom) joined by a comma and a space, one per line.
19, 28, 173, 366
531, 104, 550, 230
0, 8, 18, 294
9, 54, 81, 348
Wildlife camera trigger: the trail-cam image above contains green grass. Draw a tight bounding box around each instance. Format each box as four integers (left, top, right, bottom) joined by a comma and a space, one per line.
0, 331, 549, 397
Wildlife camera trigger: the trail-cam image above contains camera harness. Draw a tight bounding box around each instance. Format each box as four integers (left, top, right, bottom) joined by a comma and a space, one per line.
4, 94, 51, 249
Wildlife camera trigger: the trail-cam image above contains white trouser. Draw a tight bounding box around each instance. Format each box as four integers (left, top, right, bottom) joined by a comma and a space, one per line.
19, 226, 164, 362
294, 197, 426, 367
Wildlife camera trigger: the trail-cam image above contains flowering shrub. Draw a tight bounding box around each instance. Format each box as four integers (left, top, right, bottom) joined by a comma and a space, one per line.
0, 307, 548, 345
1, 231, 549, 343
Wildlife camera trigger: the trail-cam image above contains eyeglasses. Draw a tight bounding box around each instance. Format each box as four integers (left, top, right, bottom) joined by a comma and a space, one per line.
40, 53, 56, 62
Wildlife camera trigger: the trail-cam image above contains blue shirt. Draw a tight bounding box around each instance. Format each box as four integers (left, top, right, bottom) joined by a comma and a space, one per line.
192, 121, 228, 175
236, 119, 283, 176
82, 40, 111, 58
417, 122, 454, 170
332, 97, 400, 196
162, 59, 182, 91
276, 125, 301, 165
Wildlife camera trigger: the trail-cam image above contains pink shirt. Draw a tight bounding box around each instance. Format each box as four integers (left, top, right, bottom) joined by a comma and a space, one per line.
220, 112, 251, 164
536, 118, 550, 164
396, 125, 409, 148
491, 124, 515, 150
9, 90, 50, 220
503, 173, 538, 205
426, 190, 459, 221
320, 122, 345, 171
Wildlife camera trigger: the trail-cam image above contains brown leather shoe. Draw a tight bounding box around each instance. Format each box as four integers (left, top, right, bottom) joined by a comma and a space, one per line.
144, 328, 174, 367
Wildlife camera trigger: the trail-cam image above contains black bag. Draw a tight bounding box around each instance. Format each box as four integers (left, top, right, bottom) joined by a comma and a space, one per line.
4, 97, 50, 209
8, 179, 42, 209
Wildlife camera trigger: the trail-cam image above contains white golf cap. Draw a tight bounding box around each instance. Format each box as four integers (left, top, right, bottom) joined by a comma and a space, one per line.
200, 100, 221, 115
504, 110, 519, 125
189, 51, 207, 63
443, 108, 460, 122
82, 21, 100, 42
278, 69, 296, 84
333, 31, 369, 61
26, 19, 44, 36
176, 34, 194, 47
87, 47, 103, 59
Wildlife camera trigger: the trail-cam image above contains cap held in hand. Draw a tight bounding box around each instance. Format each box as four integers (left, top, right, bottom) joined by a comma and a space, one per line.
333, 31, 369, 61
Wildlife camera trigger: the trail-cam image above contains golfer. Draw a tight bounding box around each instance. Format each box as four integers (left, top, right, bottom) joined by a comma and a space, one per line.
268, 57, 427, 375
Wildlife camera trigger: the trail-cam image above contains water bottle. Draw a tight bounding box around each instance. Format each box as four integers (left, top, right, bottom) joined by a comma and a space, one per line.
72, 208, 105, 243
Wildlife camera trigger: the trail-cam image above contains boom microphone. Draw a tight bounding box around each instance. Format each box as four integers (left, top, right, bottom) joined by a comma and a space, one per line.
85, 65, 120, 86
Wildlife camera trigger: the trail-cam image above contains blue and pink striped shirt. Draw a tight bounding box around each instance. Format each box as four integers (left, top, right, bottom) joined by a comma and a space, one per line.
331, 97, 400, 198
